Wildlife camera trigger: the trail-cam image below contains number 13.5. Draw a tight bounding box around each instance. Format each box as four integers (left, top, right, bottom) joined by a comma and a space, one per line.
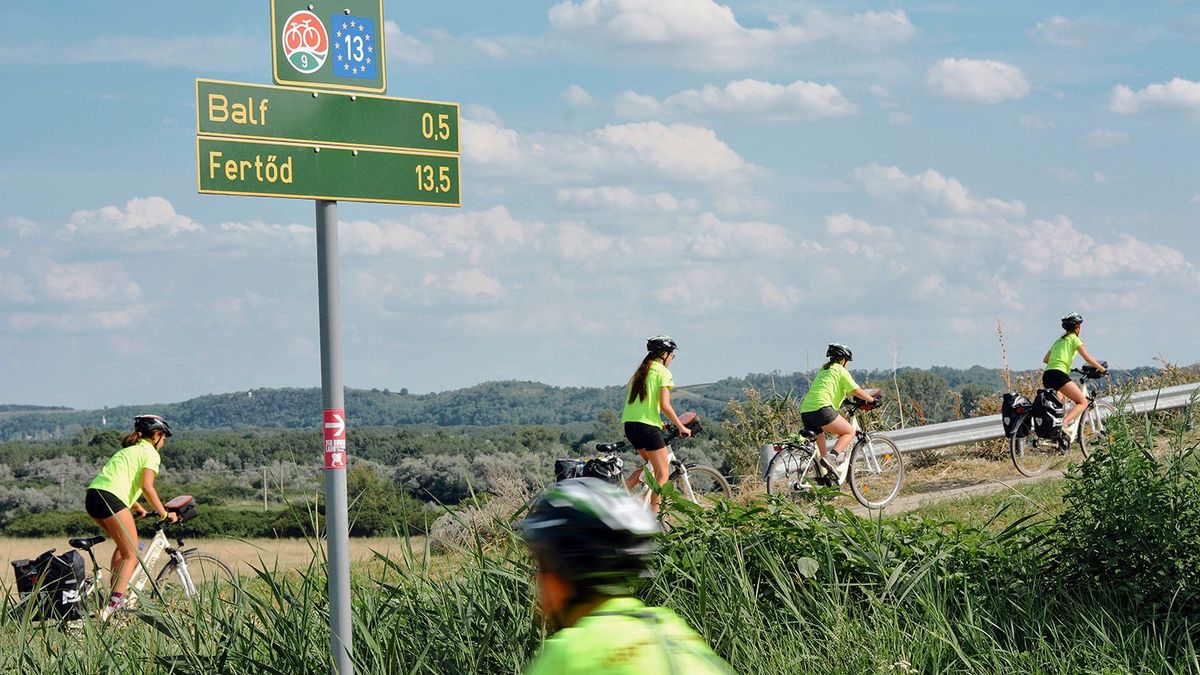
344, 35, 364, 62
415, 165, 452, 193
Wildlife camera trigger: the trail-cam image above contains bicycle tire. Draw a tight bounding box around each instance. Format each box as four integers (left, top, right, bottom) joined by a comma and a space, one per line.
848, 435, 904, 509
1010, 413, 1055, 477
1077, 401, 1116, 457
764, 445, 821, 501
153, 551, 239, 607
671, 464, 731, 506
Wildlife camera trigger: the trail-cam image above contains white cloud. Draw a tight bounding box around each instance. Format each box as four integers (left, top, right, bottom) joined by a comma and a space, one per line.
385, 21, 435, 64
591, 122, 748, 181
1108, 78, 1200, 117
614, 91, 663, 119
854, 163, 1026, 217
444, 269, 505, 299
563, 84, 595, 107
1020, 215, 1193, 279
621, 79, 857, 121
556, 186, 697, 212
67, 196, 201, 236
1028, 16, 1106, 47
472, 38, 510, 58
926, 58, 1030, 104
888, 111, 912, 125
548, 0, 915, 68
1019, 114, 1054, 130
1092, 172, 1110, 184
1080, 128, 1131, 149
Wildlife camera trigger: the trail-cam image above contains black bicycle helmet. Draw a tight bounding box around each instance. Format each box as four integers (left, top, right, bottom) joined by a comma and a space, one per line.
516, 478, 660, 595
1061, 313, 1083, 331
646, 335, 677, 353
133, 414, 172, 437
826, 343, 853, 362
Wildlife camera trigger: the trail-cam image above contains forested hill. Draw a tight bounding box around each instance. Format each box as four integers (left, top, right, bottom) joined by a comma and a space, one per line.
0, 364, 1167, 440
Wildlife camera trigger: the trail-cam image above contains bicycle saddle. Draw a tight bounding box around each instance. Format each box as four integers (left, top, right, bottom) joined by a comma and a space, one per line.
798, 429, 817, 440
594, 442, 623, 453
69, 535, 106, 550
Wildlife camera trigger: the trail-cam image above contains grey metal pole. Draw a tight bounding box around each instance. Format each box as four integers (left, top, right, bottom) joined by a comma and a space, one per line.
316, 199, 353, 675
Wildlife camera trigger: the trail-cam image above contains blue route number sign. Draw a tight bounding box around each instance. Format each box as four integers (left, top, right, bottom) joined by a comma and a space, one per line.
332, 15, 377, 81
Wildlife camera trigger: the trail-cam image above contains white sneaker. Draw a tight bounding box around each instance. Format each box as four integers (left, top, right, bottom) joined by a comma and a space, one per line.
832, 452, 851, 483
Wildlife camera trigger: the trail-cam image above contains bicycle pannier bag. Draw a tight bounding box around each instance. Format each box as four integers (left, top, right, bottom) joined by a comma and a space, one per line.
581, 455, 624, 485
1001, 392, 1033, 438
554, 459, 584, 482
12, 549, 85, 621
165, 495, 198, 524
1032, 389, 1064, 440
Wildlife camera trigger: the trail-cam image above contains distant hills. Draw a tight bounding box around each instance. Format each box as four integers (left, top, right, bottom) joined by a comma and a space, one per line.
0, 364, 1172, 440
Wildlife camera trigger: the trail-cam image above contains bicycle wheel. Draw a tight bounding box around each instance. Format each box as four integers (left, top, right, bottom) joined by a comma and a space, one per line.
1010, 413, 1055, 477
671, 465, 731, 507
848, 435, 904, 509
153, 551, 239, 608
1077, 401, 1116, 457
765, 445, 821, 501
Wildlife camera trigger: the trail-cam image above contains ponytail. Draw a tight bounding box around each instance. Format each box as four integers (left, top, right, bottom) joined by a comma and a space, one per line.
822, 360, 835, 370
121, 431, 142, 448
627, 352, 666, 404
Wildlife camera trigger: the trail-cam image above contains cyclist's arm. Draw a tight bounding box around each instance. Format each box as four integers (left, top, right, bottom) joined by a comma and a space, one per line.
1043, 351, 1050, 365
851, 387, 879, 404
1076, 345, 1106, 372
130, 501, 149, 518
140, 469, 178, 522
660, 387, 691, 437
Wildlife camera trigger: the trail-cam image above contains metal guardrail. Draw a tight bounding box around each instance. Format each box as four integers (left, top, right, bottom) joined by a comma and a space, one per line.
877, 383, 1200, 454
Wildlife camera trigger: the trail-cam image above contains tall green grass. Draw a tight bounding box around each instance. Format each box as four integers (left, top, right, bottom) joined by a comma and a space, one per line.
2, 412, 1198, 674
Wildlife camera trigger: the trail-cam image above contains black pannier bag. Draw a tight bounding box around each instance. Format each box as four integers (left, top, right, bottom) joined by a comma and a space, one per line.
165, 495, 198, 524
554, 459, 585, 482
1032, 389, 1065, 440
581, 455, 624, 485
1001, 392, 1033, 438
11, 549, 86, 621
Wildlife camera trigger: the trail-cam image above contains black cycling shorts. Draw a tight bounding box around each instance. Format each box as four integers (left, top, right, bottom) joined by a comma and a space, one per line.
624, 422, 667, 451
1042, 369, 1072, 391
85, 488, 127, 519
801, 407, 839, 434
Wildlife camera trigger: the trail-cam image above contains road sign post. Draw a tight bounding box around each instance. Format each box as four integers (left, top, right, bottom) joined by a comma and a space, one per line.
196, 3, 458, 672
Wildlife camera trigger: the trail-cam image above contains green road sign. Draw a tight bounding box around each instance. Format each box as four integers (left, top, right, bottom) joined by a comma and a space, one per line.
197, 79, 458, 154
271, 0, 386, 94
197, 137, 459, 206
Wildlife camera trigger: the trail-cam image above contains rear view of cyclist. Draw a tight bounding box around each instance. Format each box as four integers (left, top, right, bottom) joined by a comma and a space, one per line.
799, 343, 879, 483
621, 335, 691, 513
518, 478, 733, 674
1043, 313, 1107, 449
85, 414, 179, 620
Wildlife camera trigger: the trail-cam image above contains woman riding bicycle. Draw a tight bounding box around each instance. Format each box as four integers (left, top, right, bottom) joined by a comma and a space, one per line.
1043, 313, 1107, 449
799, 344, 879, 483
85, 414, 179, 620
621, 335, 691, 513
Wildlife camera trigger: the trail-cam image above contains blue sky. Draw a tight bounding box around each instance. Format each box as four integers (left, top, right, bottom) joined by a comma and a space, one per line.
1, 1, 1198, 409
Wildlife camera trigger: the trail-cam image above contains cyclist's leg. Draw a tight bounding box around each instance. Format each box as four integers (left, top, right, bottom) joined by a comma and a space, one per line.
822, 415, 855, 456
93, 509, 138, 598
1058, 381, 1088, 429
640, 447, 671, 513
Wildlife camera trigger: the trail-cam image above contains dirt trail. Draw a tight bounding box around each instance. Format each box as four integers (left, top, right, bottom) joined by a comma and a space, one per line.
855, 469, 1064, 515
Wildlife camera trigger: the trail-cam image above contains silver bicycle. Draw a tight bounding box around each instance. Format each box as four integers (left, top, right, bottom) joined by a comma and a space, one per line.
1010, 365, 1116, 477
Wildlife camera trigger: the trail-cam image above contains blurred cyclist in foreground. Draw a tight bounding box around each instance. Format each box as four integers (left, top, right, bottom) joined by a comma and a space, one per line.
517, 478, 734, 674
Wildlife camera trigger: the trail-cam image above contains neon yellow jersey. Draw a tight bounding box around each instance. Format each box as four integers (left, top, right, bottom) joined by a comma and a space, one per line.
524, 597, 733, 675
88, 439, 161, 508
800, 363, 859, 413
621, 361, 674, 428
1045, 333, 1083, 374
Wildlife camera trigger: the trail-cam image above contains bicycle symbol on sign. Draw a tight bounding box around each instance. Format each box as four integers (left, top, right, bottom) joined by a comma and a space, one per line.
281, 10, 329, 74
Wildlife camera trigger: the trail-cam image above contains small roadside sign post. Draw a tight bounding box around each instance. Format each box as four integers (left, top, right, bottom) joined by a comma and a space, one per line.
194, 3, 459, 673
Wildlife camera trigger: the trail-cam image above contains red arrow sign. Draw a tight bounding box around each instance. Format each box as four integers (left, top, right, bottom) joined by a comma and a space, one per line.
323, 409, 346, 439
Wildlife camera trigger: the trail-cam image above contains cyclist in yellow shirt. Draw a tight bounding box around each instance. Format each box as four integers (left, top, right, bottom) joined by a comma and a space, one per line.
1043, 313, 1107, 448
85, 414, 179, 619
799, 344, 879, 483
518, 478, 734, 675
621, 335, 691, 513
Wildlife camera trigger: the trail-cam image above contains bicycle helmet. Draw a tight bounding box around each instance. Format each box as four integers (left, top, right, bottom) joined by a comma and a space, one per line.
1061, 313, 1083, 331
133, 414, 172, 437
516, 478, 660, 595
646, 335, 677, 353
826, 343, 853, 362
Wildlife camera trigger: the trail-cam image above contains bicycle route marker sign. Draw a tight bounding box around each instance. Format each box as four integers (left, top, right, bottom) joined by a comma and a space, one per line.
271, 0, 386, 94
196, 79, 458, 154
323, 408, 347, 470
197, 136, 460, 206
